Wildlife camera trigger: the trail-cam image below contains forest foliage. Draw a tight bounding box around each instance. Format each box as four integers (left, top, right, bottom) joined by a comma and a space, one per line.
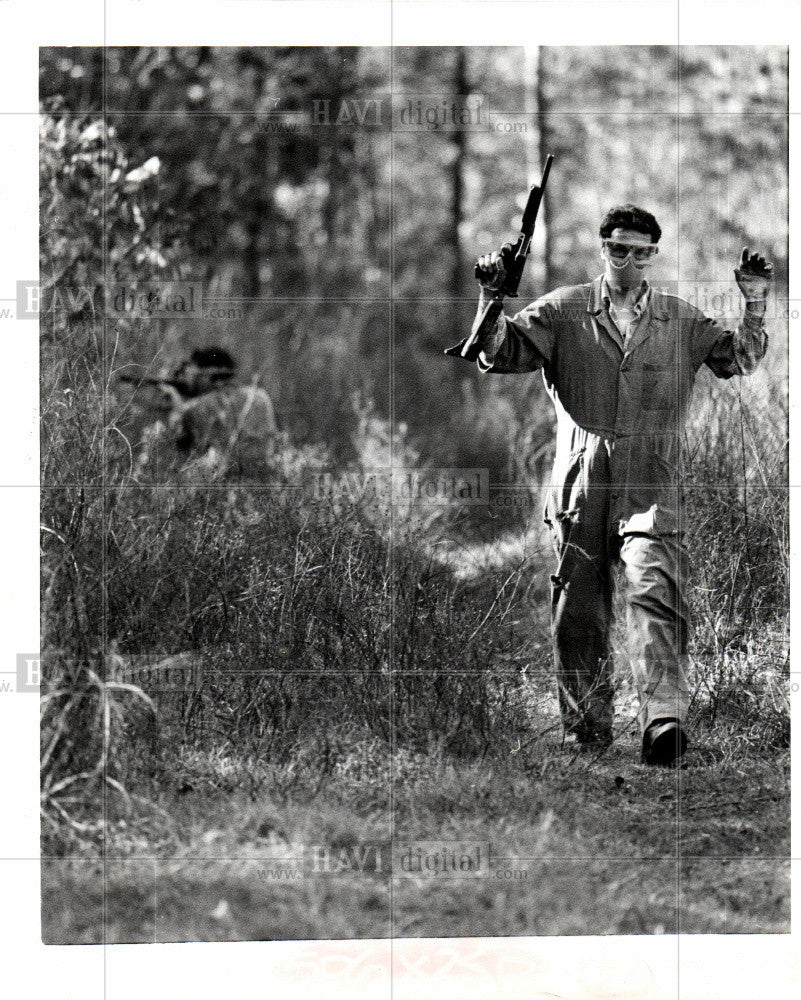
40, 45, 788, 479
39, 47, 789, 844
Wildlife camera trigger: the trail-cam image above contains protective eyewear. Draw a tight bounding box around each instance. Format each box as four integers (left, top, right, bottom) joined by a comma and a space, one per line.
602, 239, 659, 263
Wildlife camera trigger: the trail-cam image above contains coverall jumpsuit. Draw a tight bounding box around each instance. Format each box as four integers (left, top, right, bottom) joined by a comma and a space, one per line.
461, 275, 767, 738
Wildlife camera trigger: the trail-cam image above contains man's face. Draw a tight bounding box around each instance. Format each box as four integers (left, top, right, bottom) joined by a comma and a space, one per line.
601, 227, 659, 290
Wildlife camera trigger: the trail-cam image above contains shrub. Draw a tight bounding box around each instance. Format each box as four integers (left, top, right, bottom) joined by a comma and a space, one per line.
683, 370, 789, 749
40, 110, 533, 851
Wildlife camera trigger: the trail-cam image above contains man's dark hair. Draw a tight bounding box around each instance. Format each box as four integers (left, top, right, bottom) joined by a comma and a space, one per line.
170, 346, 235, 397
191, 346, 235, 372
599, 204, 662, 243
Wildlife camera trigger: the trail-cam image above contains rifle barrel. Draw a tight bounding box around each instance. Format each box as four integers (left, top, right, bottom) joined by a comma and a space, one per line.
539, 153, 554, 191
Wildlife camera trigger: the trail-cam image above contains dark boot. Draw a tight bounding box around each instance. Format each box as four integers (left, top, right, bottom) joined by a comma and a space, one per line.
641, 718, 688, 766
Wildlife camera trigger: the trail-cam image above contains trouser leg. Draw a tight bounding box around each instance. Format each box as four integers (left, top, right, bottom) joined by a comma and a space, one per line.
550, 512, 614, 738
619, 531, 691, 732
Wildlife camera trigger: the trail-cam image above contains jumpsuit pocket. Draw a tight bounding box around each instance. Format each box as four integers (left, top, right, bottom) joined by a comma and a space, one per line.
547, 446, 585, 544
640, 363, 676, 412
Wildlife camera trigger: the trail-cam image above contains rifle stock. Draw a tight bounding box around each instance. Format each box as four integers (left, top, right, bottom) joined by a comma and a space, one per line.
465, 294, 505, 360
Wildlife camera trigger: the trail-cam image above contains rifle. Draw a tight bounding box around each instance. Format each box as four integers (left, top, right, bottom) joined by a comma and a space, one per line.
117, 367, 234, 395
445, 154, 553, 362
117, 374, 187, 391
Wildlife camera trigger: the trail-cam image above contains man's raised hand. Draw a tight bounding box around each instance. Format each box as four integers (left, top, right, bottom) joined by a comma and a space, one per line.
735, 247, 773, 302
475, 243, 515, 292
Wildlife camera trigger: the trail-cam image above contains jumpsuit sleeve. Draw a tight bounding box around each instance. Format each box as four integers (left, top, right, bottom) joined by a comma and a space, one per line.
477, 296, 556, 374
696, 306, 768, 379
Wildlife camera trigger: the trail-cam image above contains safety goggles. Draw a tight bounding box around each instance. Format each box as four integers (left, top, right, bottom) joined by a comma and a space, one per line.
602, 239, 659, 263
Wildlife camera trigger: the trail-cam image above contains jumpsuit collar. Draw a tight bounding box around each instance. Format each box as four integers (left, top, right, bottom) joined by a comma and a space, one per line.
588, 275, 649, 314
601, 275, 650, 315
586, 275, 670, 355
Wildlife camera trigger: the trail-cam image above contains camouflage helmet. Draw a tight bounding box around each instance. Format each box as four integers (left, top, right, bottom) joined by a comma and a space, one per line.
190, 347, 236, 373
172, 346, 235, 396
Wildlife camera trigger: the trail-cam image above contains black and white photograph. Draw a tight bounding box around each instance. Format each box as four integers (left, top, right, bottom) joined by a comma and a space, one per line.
1, 1, 797, 997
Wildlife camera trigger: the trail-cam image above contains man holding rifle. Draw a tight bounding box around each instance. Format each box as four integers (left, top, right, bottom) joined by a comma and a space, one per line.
449, 175, 772, 765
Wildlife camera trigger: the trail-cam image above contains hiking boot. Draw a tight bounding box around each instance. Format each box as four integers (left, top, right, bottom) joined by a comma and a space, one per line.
642, 718, 688, 766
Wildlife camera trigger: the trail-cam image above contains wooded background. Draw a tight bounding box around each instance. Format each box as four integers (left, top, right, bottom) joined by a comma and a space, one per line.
39, 48, 790, 937
40, 45, 788, 486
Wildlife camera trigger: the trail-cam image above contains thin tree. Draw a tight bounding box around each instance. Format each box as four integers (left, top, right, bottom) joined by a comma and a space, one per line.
524, 45, 554, 290
450, 48, 468, 304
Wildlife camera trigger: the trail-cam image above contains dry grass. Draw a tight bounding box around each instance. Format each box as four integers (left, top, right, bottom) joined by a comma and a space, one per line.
40, 107, 789, 939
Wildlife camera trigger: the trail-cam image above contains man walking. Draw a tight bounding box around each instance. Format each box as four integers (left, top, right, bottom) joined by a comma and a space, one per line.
462, 204, 772, 765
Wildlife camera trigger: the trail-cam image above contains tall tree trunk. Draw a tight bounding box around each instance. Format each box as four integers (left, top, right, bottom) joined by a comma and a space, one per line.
319, 48, 364, 295
450, 48, 468, 303
244, 51, 268, 299
524, 45, 554, 291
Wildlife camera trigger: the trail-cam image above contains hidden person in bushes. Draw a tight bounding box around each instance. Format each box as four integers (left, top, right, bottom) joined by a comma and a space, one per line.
459, 204, 772, 765
128, 346, 278, 481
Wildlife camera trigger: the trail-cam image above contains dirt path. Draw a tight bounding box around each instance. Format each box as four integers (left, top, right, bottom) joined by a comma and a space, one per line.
42, 729, 789, 942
